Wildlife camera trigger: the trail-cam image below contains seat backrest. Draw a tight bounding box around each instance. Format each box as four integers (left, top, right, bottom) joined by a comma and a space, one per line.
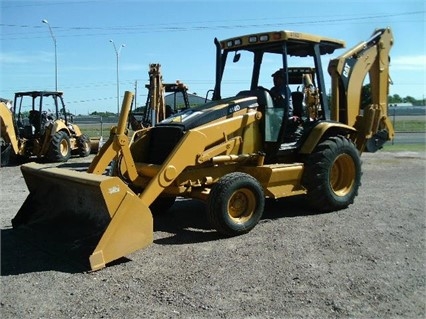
291, 91, 304, 117
147, 125, 185, 165
237, 89, 274, 110
28, 110, 42, 135
29, 110, 41, 126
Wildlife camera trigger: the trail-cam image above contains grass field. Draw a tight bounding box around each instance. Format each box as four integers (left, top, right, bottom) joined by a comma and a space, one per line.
77, 123, 118, 140
382, 142, 425, 152
77, 118, 425, 153
393, 119, 426, 132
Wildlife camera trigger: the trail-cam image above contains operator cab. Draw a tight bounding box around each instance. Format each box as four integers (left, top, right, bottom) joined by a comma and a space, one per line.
212, 30, 345, 157
14, 91, 69, 138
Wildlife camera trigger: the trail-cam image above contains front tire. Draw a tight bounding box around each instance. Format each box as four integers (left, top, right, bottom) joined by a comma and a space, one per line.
302, 135, 362, 212
207, 172, 265, 237
48, 131, 71, 162
1, 143, 15, 167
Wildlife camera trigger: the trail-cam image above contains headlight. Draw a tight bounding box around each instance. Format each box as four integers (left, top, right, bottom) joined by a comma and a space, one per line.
248, 36, 257, 43
259, 34, 269, 42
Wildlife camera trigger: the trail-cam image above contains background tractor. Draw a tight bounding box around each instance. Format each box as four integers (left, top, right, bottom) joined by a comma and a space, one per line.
0, 91, 91, 166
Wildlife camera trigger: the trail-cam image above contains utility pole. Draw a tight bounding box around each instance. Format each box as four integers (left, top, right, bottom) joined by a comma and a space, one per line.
110, 40, 125, 115
42, 19, 58, 91
134, 80, 138, 110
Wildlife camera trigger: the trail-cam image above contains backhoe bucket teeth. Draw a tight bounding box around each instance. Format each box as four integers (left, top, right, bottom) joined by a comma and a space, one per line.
12, 162, 153, 271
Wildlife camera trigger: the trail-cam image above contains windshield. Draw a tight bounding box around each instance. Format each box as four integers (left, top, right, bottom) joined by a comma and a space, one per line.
220, 51, 317, 98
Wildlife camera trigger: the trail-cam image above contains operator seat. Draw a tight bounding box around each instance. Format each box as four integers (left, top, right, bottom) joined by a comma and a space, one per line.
237, 89, 277, 144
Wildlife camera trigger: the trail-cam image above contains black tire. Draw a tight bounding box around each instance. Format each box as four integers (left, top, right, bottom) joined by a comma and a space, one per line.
150, 196, 176, 216
77, 134, 91, 157
1, 143, 15, 167
207, 172, 265, 237
47, 131, 71, 162
302, 135, 362, 212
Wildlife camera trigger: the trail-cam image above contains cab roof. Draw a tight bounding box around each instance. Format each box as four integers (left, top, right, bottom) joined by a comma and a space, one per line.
219, 30, 345, 57
15, 91, 64, 98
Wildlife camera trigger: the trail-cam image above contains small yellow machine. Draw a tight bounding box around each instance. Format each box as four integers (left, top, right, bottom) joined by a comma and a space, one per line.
0, 91, 91, 166
12, 28, 394, 271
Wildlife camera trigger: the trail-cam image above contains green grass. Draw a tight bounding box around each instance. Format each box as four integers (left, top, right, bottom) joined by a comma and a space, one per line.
76, 120, 425, 153
393, 120, 426, 132
380, 143, 425, 152
76, 123, 117, 139
387, 119, 425, 152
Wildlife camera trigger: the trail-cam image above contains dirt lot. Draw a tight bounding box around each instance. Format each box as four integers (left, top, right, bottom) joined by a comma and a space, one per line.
1, 151, 425, 319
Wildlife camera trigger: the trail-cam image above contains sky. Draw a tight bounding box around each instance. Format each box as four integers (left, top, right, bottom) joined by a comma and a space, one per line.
1, 0, 425, 115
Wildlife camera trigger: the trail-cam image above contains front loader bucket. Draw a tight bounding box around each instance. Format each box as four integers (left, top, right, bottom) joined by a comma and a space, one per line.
12, 162, 153, 271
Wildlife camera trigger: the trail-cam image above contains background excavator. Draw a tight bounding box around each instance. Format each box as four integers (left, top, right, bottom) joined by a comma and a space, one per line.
0, 91, 91, 166
11, 27, 394, 271
129, 63, 190, 131
89, 64, 190, 154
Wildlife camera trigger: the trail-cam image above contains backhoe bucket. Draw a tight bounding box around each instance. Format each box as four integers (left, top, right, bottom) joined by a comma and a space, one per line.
12, 162, 153, 271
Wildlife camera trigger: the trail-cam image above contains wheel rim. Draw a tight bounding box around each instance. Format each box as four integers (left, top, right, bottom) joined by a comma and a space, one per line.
227, 188, 256, 223
330, 153, 355, 196
60, 139, 69, 156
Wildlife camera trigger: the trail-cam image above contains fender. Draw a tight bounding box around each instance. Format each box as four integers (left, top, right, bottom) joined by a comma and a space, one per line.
299, 121, 357, 154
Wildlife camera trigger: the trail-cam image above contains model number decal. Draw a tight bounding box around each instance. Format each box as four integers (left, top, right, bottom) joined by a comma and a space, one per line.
228, 104, 241, 114
108, 186, 120, 194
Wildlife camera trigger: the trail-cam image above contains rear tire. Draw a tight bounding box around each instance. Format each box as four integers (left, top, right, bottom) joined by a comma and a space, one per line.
77, 134, 91, 157
207, 172, 265, 237
48, 131, 71, 162
302, 135, 362, 212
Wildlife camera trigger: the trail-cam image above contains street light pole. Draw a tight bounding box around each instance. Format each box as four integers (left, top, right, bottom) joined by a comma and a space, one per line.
42, 19, 58, 91
110, 40, 125, 115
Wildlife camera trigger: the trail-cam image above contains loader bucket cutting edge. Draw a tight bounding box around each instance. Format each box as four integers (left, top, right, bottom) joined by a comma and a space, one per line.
12, 162, 153, 271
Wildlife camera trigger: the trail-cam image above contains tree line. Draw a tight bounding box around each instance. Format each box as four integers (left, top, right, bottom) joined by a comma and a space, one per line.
388, 94, 424, 105
86, 91, 425, 117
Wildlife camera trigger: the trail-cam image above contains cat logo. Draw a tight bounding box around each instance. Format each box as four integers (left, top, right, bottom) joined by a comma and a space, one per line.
343, 62, 351, 78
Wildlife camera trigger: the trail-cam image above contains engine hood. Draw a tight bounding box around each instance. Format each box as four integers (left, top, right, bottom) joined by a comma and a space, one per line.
158, 95, 258, 131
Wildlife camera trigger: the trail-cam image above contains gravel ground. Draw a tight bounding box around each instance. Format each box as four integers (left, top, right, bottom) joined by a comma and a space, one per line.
1, 150, 425, 319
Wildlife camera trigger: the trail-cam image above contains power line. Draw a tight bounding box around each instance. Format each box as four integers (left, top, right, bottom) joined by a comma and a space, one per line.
1, 1, 90, 8
1, 11, 423, 40
3, 10, 423, 31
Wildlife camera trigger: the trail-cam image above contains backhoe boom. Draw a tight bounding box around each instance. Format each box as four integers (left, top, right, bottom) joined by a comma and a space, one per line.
328, 28, 394, 152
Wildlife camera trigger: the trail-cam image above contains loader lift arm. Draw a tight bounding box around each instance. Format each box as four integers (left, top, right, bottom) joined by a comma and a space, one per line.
328, 27, 394, 153
88, 91, 138, 179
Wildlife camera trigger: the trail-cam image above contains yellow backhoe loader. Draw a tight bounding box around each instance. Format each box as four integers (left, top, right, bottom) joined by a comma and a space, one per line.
1, 91, 91, 166
11, 28, 394, 271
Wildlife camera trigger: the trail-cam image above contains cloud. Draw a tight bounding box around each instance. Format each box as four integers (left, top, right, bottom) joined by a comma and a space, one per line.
59, 63, 144, 72
0, 51, 52, 64
391, 55, 426, 71
121, 63, 145, 72
0, 53, 29, 64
